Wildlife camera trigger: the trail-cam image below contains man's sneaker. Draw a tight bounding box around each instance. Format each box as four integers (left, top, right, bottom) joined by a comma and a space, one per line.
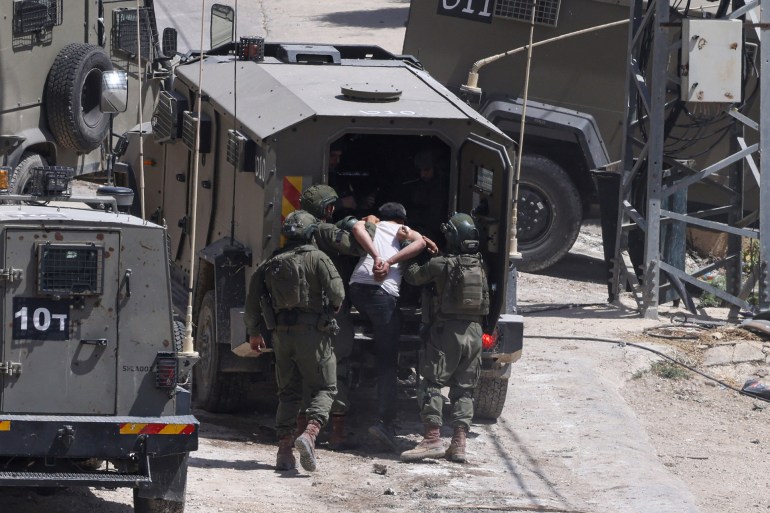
368, 421, 398, 452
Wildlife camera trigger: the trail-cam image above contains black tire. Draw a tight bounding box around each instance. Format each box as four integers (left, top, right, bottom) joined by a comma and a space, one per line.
516, 154, 582, 272
133, 493, 185, 513
173, 320, 185, 353
192, 291, 242, 412
473, 376, 509, 420
10, 152, 47, 194
46, 43, 113, 153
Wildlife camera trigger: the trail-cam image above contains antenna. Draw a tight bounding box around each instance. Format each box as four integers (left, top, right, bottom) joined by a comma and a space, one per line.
230, 0, 239, 245
136, 0, 145, 220
510, 0, 538, 260
181, 0, 208, 357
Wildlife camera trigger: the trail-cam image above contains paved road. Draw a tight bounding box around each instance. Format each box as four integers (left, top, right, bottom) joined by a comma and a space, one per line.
153, 0, 409, 54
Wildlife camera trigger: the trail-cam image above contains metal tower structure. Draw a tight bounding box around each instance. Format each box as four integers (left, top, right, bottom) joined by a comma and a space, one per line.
611, 0, 770, 318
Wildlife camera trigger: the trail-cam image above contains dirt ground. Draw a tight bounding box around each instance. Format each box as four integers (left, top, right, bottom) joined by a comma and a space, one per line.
3, 221, 768, 512
517, 222, 770, 513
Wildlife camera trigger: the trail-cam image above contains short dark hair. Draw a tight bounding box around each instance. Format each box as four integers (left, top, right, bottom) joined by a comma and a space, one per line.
378, 202, 407, 222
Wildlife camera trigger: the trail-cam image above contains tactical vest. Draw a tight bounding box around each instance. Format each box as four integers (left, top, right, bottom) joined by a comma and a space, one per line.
439, 253, 489, 316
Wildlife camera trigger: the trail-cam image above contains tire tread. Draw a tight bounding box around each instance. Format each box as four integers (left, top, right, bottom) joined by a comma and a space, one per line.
46, 43, 112, 152
473, 376, 509, 420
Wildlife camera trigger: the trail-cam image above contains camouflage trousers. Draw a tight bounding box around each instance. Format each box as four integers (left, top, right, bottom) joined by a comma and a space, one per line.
273, 325, 337, 438
418, 319, 482, 430
299, 301, 352, 416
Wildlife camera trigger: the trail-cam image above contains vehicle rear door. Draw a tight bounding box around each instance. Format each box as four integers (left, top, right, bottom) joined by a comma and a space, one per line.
1, 228, 121, 415
457, 134, 514, 326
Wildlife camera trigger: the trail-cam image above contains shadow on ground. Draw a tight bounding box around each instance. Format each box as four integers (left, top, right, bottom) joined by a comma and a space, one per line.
317, 6, 409, 30
534, 251, 609, 286
0, 487, 133, 513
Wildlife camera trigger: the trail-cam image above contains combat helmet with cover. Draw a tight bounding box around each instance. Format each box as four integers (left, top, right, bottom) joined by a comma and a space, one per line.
300, 184, 338, 220
281, 209, 318, 241
441, 212, 480, 253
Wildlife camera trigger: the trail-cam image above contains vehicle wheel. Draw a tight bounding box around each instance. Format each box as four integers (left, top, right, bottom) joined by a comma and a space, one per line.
173, 320, 185, 353
46, 43, 113, 153
10, 152, 47, 194
516, 154, 582, 272
133, 493, 185, 513
473, 376, 508, 420
193, 291, 242, 412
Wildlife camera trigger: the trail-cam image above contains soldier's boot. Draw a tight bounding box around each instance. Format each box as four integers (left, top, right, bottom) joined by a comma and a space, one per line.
328, 414, 347, 451
294, 419, 322, 472
400, 423, 445, 462
445, 425, 467, 463
275, 435, 296, 471
294, 412, 308, 441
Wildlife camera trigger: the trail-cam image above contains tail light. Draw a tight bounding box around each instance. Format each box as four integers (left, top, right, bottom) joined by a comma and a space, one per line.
0, 167, 9, 193
482, 329, 498, 351
155, 352, 178, 389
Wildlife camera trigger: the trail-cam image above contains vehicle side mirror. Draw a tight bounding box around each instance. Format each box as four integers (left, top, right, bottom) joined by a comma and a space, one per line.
162, 27, 178, 58
101, 71, 128, 114
210, 3, 235, 49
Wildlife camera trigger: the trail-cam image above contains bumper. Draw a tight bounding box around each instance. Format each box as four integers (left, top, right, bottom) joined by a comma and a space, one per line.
481, 313, 523, 378
0, 414, 198, 459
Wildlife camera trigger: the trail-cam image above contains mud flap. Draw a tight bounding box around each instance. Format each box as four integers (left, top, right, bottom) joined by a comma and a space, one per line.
136, 452, 189, 502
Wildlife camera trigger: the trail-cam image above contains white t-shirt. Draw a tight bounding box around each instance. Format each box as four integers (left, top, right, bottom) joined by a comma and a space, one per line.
350, 221, 403, 297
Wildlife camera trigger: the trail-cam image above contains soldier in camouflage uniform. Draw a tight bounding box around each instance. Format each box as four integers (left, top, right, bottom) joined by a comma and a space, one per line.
299, 184, 377, 450
244, 210, 345, 472
400, 213, 489, 464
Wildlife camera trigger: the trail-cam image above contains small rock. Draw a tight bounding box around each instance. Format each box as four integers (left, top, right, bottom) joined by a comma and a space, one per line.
734, 342, 766, 364
750, 439, 760, 444
384, 488, 396, 496
373, 463, 388, 475
703, 346, 733, 367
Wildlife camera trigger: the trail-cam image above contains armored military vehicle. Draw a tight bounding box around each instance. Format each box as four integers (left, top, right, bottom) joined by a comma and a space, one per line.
404, 0, 760, 272
0, 168, 198, 509
116, 5, 523, 420
402, 0, 632, 272
0, 0, 176, 191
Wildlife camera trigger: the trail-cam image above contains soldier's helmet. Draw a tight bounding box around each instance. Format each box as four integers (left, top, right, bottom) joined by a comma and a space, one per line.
282, 210, 318, 240
300, 184, 338, 220
441, 213, 480, 253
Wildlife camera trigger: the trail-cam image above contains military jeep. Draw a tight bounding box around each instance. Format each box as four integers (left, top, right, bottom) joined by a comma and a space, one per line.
117, 5, 523, 421
0, 167, 197, 513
